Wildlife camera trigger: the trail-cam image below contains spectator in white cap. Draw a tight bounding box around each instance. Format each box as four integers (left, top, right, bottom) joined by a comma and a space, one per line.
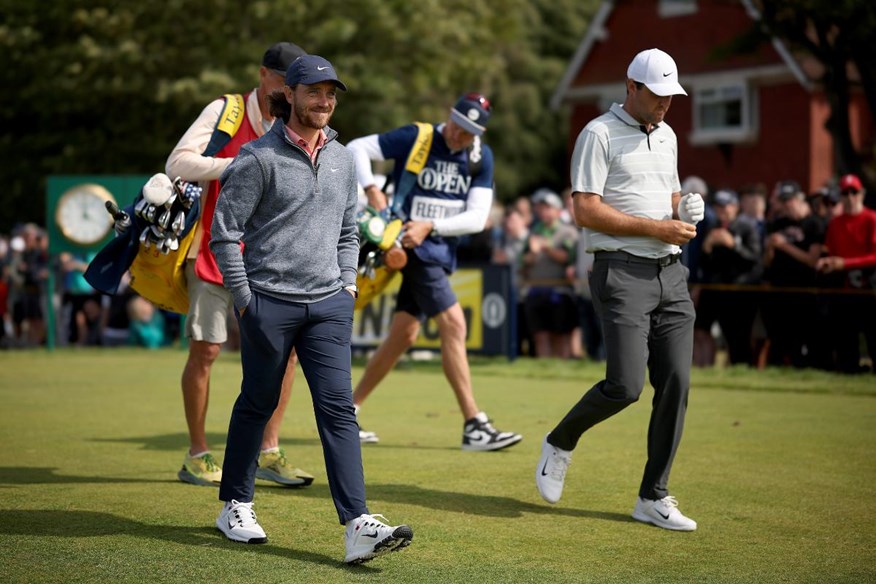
531, 187, 564, 213
522, 187, 579, 359
536, 48, 702, 532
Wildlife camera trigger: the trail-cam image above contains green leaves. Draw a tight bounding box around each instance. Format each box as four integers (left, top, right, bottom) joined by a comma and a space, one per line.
1, 0, 600, 231
749, 0, 875, 182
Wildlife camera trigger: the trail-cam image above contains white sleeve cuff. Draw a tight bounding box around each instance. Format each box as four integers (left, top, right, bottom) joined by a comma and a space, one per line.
346, 135, 384, 189
432, 186, 493, 237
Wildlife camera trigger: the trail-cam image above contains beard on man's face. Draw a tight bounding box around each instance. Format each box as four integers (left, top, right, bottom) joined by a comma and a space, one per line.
292, 99, 333, 130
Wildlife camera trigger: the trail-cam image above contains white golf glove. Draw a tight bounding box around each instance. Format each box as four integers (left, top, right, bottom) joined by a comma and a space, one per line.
678, 193, 705, 225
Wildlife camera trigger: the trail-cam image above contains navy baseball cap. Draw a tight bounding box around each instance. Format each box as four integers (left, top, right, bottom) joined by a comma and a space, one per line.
712, 189, 738, 207
285, 55, 347, 91
450, 92, 491, 135
262, 42, 306, 75
776, 180, 803, 201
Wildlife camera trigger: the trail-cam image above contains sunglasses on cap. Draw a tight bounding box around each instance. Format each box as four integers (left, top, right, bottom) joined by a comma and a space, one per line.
464, 92, 492, 111
841, 189, 860, 196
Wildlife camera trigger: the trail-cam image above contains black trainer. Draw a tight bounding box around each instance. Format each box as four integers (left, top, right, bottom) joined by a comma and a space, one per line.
462, 411, 523, 451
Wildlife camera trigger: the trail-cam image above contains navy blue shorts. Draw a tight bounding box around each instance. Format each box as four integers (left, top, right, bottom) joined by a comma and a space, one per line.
395, 252, 457, 319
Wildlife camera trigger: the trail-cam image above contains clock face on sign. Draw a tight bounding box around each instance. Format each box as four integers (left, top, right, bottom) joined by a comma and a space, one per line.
55, 184, 116, 246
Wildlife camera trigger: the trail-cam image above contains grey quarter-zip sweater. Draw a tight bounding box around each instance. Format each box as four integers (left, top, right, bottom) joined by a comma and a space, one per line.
210, 121, 360, 310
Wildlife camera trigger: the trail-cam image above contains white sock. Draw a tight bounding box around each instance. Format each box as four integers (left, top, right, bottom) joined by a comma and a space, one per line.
189, 450, 210, 458
261, 446, 280, 454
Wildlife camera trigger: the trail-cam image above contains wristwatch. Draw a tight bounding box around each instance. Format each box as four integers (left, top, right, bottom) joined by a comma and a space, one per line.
345, 285, 359, 298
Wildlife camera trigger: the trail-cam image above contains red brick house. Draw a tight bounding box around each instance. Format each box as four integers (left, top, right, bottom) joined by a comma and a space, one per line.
551, 0, 873, 195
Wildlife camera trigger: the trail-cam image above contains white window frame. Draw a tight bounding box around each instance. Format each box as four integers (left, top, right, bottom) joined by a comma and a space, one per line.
659, 0, 698, 18
689, 77, 758, 145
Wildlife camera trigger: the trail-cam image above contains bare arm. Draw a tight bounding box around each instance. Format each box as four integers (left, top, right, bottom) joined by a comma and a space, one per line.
573, 192, 696, 246
522, 235, 570, 265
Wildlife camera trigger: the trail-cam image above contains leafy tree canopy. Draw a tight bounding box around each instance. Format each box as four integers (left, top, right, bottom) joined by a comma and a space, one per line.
0, 0, 598, 231
744, 0, 876, 189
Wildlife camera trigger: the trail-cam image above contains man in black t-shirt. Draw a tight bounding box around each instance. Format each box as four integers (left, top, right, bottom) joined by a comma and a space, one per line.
762, 181, 825, 367
696, 189, 762, 365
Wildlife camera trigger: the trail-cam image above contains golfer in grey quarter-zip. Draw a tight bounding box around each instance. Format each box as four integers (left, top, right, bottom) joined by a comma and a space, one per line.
210, 119, 359, 311
209, 54, 413, 562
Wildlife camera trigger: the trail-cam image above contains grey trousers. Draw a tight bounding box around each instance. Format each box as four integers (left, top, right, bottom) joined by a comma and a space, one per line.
549, 252, 694, 500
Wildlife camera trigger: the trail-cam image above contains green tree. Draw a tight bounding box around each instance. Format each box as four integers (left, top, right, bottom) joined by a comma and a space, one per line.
747, 0, 875, 192
0, 0, 598, 232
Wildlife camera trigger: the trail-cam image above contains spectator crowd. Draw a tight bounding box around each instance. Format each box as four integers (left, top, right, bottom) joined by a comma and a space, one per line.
480, 174, 875, 374
2, 173, 874, 374
0, 223, 176, 349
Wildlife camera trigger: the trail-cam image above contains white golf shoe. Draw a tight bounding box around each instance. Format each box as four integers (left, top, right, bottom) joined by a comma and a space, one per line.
344, 513, 413, 564
535, 435, 572, 504
216, 499, 268, 544
632, 496, 697, 531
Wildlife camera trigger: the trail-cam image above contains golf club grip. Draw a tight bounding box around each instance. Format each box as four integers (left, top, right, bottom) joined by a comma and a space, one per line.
105, 200, 125, 220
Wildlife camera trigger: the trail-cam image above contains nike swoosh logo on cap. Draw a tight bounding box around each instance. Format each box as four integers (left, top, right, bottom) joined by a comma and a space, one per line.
317, 66, 329, 71
663, 72, 672, 77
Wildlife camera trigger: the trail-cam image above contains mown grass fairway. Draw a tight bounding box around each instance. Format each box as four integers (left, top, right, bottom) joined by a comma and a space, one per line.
1, 349, 874, 583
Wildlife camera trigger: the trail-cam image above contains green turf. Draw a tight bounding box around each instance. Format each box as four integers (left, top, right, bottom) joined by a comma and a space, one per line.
1, 349, 874, 583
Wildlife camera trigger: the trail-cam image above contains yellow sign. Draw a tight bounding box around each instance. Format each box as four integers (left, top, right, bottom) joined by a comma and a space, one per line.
353, 269, 483, 349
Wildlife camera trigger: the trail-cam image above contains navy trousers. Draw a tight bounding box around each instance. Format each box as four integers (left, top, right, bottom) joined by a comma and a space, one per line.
549, 253, 695, 501
219, 289, 368, 524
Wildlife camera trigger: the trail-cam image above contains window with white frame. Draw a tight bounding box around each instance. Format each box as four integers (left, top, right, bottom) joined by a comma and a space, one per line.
659, 0, 697, 18
690, 81, 758, 144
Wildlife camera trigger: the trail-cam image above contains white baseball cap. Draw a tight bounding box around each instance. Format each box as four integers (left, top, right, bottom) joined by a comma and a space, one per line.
531, 187, 563, 210
627, 48, 687, 97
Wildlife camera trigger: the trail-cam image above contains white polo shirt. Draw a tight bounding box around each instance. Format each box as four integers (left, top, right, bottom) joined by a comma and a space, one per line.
570, 102, 682, 259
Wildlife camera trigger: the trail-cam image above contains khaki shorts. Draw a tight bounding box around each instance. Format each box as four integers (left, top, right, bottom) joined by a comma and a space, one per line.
185, 262, 232, 343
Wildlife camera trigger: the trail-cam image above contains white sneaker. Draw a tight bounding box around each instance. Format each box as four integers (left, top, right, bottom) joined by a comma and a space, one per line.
535, 435, 572, 504
344, 513, 413, 564
461, 412, 523, 452
359, 428, 379, 444
216, 500, 268, 544
632, 496, 697, 531
355, 405, 379, 444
